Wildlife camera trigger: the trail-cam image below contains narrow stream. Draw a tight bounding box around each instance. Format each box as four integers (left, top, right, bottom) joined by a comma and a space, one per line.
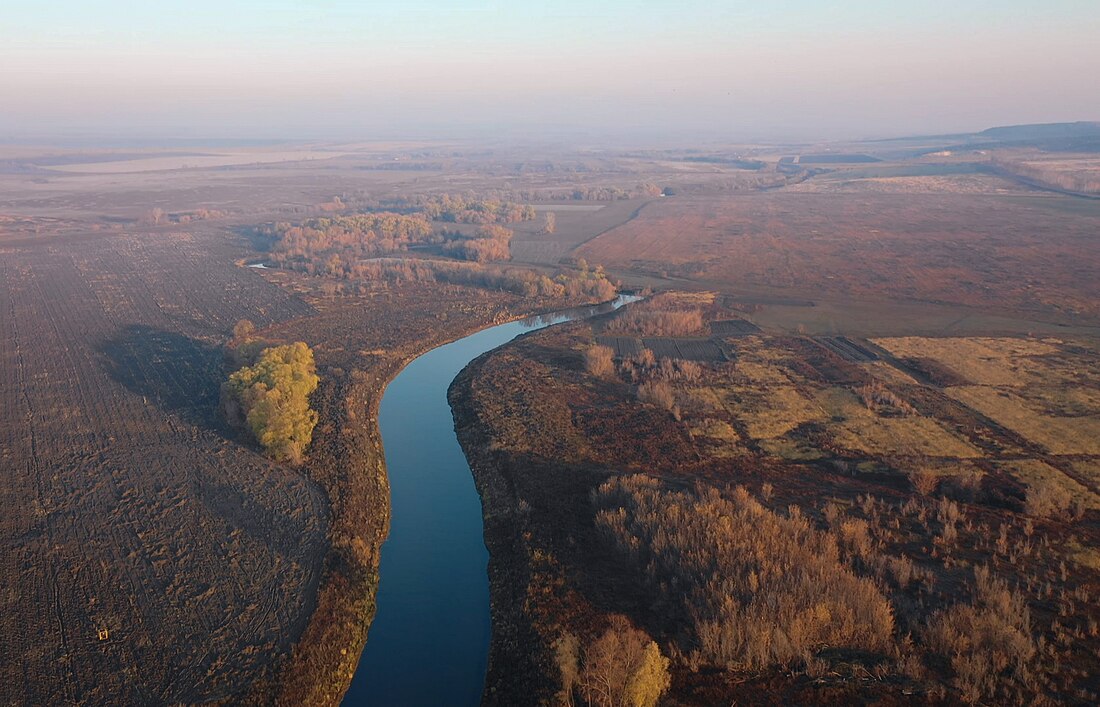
342, 295, 638, 706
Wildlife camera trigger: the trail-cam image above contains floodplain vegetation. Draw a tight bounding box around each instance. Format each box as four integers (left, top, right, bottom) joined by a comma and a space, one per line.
5, 130, 1100, 706
255, 199, 621, 301
258, 194, 537, 274
453, 292, 1100, 705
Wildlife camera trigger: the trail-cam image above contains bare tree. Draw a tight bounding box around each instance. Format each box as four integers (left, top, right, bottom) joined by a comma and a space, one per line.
542, 211, 557, 234
579, 616, 670, 707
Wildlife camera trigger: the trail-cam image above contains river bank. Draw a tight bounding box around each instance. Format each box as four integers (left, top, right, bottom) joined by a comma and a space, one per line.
246, 282, 624, 705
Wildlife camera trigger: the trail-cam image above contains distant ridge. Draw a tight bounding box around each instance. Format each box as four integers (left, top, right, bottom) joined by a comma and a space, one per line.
979, 121, 1100, 140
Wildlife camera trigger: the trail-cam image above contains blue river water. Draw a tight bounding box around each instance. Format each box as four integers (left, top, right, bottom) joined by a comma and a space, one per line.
342, 295, 637, 706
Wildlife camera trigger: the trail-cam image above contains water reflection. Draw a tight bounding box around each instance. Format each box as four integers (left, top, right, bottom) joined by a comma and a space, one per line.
343, 293, 638, 706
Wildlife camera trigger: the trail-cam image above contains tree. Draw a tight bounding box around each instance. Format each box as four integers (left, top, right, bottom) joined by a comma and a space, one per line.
227, 319, 263, 368
554, 633, 581, 706
625, 641, 671, 707
543, 211, 557, 234
579, 616, 670, 707
232, 319, 255, 343
223, 342, 320, 463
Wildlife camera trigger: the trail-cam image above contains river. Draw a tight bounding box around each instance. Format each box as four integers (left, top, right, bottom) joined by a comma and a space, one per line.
342, 294, 638, 706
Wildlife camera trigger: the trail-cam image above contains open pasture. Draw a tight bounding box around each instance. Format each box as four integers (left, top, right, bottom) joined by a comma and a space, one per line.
578, 191, 1100, 320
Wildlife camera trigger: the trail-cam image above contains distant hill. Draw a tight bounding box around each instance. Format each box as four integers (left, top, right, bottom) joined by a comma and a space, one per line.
979, 122, 1100, 140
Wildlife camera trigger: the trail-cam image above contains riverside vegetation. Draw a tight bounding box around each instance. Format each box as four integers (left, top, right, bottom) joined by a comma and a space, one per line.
6, 128, 1100, 705
453, 292, 1100, 705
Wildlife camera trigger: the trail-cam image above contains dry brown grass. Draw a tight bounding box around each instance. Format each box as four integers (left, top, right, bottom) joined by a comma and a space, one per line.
948, 386, 1100, 455
730, 384, 823, 439
833, 416, 983, 458
873, 337, 1059, 387
783, 169, 1025, 195
994, 460, 1100, 512
925, 566, 1036, 704
577, 192, 1100, 317
816, 387, 981, 458
1067, 459, 1100, 486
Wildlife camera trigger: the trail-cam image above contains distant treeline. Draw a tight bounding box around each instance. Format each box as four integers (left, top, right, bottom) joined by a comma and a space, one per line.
260, 194, 540, 274
380, 194, 536, 224
261, 213, 438, 275
349, 257, 617, 301
442, 224, 514, 263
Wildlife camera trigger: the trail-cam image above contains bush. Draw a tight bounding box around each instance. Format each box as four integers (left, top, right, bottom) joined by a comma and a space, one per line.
605, 308, 704, 337
1025, 480, 1074, 519
856, 381, 916, 416
223, 342, 320, 463
925, 565, 1035, 703
908, 469, 939, 496
585, 345, 616, 379
637, 380, 676, 414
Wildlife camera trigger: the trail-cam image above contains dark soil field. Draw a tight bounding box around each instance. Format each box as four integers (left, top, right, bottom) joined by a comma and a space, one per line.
0, 229, 327, 704
0, 214, 566, 704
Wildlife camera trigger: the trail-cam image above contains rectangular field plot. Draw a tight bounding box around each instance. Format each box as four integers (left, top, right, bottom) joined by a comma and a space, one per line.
710, 319, 761, 336
596, 336, 644, 358
641, 337, 727, 362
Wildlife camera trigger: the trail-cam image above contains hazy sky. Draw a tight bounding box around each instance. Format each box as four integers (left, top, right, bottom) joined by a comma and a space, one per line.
3, 0, 1099, 142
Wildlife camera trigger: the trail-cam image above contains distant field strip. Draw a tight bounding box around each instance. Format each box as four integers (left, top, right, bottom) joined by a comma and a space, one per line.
42, 150, 350, 174
510, 198, 654, 265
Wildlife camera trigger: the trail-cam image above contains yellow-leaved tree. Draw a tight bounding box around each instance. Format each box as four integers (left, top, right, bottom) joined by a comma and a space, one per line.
224, 341, 319, 463
572, 616, 671, 707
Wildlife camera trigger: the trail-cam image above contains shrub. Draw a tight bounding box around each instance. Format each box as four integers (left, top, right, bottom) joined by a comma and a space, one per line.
856, 381, 916, 416
1025, 480, 1074, 519
585, 345, 616, 379
606, 308, 704, 337
908, 469, 938, 496
925, 565, 1035, 703
637, 380, 676, 414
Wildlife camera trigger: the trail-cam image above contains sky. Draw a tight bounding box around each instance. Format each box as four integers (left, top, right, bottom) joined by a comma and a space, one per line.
3, 0, 1099, 143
